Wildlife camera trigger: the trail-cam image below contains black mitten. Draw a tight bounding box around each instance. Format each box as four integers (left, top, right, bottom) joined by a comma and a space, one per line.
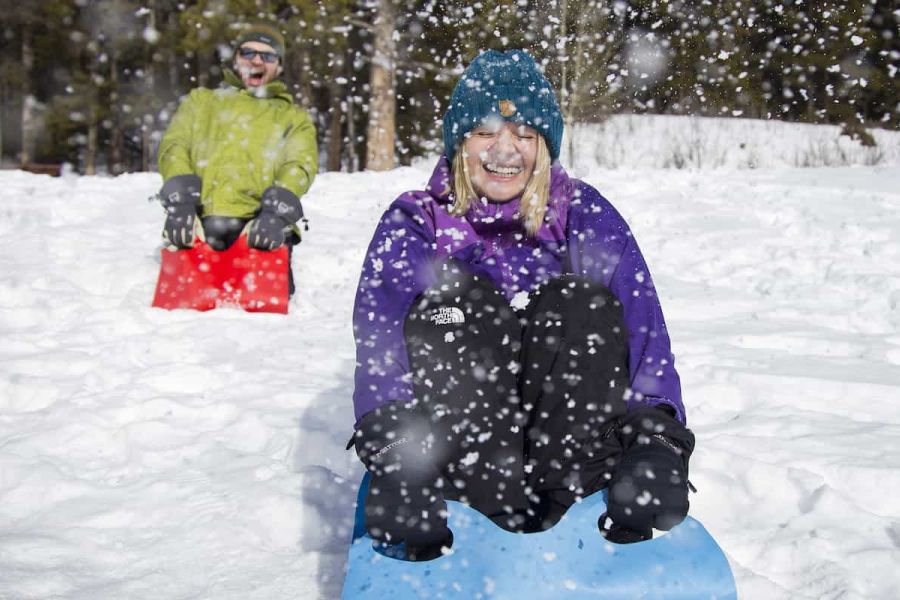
159, 174, 201, 249
353, 404, 452, 561
603, 407, 695, 543
247, 186, 303, 250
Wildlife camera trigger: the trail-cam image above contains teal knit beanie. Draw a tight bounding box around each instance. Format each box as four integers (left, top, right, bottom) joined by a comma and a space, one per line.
443, 49, 564, 162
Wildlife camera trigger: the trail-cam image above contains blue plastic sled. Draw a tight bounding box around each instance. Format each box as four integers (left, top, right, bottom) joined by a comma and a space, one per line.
341, 474, 736, 599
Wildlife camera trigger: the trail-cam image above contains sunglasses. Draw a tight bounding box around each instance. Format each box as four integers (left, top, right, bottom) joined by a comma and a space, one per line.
237, 47, 279, 64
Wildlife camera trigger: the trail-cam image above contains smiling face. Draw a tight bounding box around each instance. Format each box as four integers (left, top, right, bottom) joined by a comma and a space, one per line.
462, 119, 538, 202
233, 41, 281, 89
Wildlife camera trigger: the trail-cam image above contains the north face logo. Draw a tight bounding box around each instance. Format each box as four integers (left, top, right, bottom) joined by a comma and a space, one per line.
430, 307, 465, 325
276, 201, 293, 215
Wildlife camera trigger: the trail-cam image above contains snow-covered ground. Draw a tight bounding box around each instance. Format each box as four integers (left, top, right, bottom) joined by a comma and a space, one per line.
1, 117, 899, 599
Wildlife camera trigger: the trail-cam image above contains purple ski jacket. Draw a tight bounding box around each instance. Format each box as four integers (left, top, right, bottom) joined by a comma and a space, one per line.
352, 158, 685, 425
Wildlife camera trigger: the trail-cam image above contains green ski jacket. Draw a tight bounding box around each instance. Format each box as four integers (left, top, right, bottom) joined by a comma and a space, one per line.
158, 70, 318, 221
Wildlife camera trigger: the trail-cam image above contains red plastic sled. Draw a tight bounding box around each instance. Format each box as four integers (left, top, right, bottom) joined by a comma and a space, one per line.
152, 236, 290, 314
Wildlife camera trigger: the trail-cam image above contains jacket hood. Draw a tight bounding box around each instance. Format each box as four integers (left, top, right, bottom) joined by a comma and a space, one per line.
222, 68, 292, 102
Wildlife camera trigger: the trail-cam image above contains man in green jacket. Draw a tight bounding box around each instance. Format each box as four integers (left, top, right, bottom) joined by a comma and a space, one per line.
156, 23, 318, 279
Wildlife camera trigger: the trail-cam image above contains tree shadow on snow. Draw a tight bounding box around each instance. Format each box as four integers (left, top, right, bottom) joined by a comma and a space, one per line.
294, 359, 362, 599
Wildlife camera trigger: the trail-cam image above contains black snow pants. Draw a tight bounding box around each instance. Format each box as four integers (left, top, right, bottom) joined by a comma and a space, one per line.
403, 261, 631, 531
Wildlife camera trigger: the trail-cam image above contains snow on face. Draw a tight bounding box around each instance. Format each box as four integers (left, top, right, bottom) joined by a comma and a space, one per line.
463, 119, 538, 202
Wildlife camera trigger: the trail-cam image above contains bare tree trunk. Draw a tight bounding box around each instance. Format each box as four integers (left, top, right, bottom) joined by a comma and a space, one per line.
559, 0, 569, 116
293, 45, 314, 110
0, 24, 7, 164
85, 111, 98, 175
558, 0, 574, 164
167, 10, 179, 92
0, 83, 5, 163
197, 51, 209, 89
571, 38, 585, 114
346, 94, 358, 172
142, 117, 154, 173
108, 49, 123, 174
365, 0, 396, 171
567, 31, 587, 164
144, 0, 161, 173
326, 56, 345, 171
85, 30, 100, 175
20, 26, 35, 166
326, 96, 344, 171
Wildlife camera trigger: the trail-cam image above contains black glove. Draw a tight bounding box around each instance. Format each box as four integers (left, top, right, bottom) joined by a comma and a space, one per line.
602, 407, 695, 543
159, 174, 201, 249
247, 186, 303, 250
354, 404, 452, 561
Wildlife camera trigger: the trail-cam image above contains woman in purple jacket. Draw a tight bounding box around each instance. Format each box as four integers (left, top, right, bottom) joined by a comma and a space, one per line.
351, 50, 695, 560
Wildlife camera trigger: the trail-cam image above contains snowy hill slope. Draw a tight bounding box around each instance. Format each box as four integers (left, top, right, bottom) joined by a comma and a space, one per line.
1, 118, 899, 599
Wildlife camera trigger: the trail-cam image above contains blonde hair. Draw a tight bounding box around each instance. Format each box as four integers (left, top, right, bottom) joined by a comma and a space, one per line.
451, 135, 551, 236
